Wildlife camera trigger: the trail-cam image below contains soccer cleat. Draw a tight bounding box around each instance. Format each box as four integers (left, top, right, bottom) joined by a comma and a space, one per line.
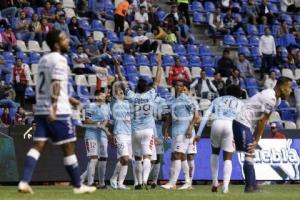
211, 185, 218, 192
118, 184, 130, 190
178, 182, 192, 190
161, 183, 176, 190
110, 179, 118, 189
222, 187, 229, 194
151, 183, 157, 189
134, 184, 143, 190
18, 181, 34, 194
73, 184, 97, 194
244, 186, 262, 193
98, 185, 108, 190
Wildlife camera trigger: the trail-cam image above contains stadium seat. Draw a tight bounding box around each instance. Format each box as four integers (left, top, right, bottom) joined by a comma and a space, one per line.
105, 20, 115, 31
173, 44, 186, 56
250, 47, 260, 57
156, 9, 166, 22
77, 85, 90, 99
123, 54, 136, 66
149, 53, 158, 66
269, 67, 281, 78
161, 44, 174, 55
87, 75, 97, 87
31, 64, 38, 75
79, 19, 91, 31
152, 66, 168, 87
193, 12, 206, 25
238, 46, 251, 57
91, 20, 105, 32
187, 45, 199, 56
126, 65, 138, 77
136, 54, 150, 66
64, 8, 76, 18
234, 27, 245, 35
25, 86, 35, 97
3, 51, 15, 64
283, 121, 297, 129
295, 69, 300, 80
201, 56, 215, 68
42, 41, 50, 52
179, 56, 188, 67
245, 77, 258, 89
106, 31, 120, 43
191, 67, 201, 79
29, 52, 41, 64
9, 107, 17, 120
199, 45, 213, 57
246, 24, 258, 35
139, 65, 152, 78
75, 75, 88, 86
204, 67, 215, 77
63, 0, 76, 8
223, 34, 236, 46
16, 51, 29, 64
236, 35, 248, 46
17, 40, 29, 52
162, 55, 175, 67
272, 24, 280, 35
249, 36, 260, 47
199, 99, 211, 110
247, 88, 259, 97
191, 1, 204, 12
93, 31, 105, 41
189, 55, 201, 67
282, 68, 295, 80
157, 86, 170, 99
28, 40, 42, 52
281, 14, 292, 25
268, 111, 282, 122
280, 108, 296, 122
258, 24, 267, 35
268, 3, 279, 14
204, 1, 215, 12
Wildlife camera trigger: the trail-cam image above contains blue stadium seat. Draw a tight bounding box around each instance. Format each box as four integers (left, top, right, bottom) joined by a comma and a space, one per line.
232, 2, 241, 13
77, 85, 90, 99
189, 56, 201, 67
269, 67, 281, 78
236, 35, 249, 46
223, 34, 236, 46
199, 45, 213, 56
179, 56, 188, 67
79, 19, 91, 31
292, 80, 298, 90
278, 100, 290, 109
246, 24, 258, 35
239, 78, 246, 89
280, 109, 296, 121
126, 65, 138, 77
187, 44, 199, 56
253, 57, 262, 69
106, 31, 120, 43
295, 15, 300, 24
204, 67, 215, 77
29, 52, 41, 64
3, 51, 16, 64
191, 1, 204, 12
201, 56, 215, 68
258, 24, 267, 35
123, 54, 136, 66
249, 35, 260, 47
9, 107, 17, 120
238, 46, 251, 57
250, 47, 260, 57
136, 54, 150, 66
204, 1, 215, 12
91, 20, 105, 32
149, 54, 158, 66
268, 3, 279, 14
25, 86, 35, 97
245, 77, 258, 89
173, 44, 186, 56
247, 88, 259, 97
281, 14, 292, 25
272, 25, 280, 35
193, 12, 206, 25
281, 47, 288, 61
156, 9, 166, 22
104, 1, 115, 10
162, 55, 175, 67
234, 27, 245, 35
16, 51, 29, 64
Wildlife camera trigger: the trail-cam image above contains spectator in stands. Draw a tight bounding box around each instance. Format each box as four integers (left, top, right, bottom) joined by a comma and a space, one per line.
280, 0, 295, 12
31, 14, 41, 33
152, 26, 167, 41
54, 13, 80, 47
12, 58, 30, 107
72, 45, 94, 75
15, 106, 26, 125
270, 123, 286, 139
123, 28, 136, 54
148, 6, 160, 29
0, 55, 12, 82
36, 17, 53, 46
259, 0, 274, 25
212, 72, 226, 96
132, 0, 148, 12
259, 27, 276, 79
0, 2, 18, 23
217, 48, 236, 77
41, 0, 56, 22
168, 57, 191, 85
133, 6, 150, 31
0, 107, 13, 126
221, 0, 231, 12
133, 27, 158, 53
54, 2, 66, 20
84, 36, 102, 64
273, 46, 286, 69
15, 10, 35, 43
264, 71, 277, 89
245, 0, 259, 25
68, 17, 86, 43
191, 70, 217, 99
235, 53, 254, 78
290, 20, 299, 37
177, 0, 190, 26
226, 69, 243, 87
98, 37, 113, 62
208, 7, 226, 45
277, 21, 289, 37
176, 17, 192, 44
77, 0, 91, 18
165, 4, 179, 24
0, 83, 18, 108
0, 18, 9, 29
223, 8, 243, 34
1, 26, 19, 52
114, 0, 133, 35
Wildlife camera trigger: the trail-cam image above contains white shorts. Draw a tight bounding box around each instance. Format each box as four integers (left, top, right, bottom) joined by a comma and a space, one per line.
132, 128, 154, 157
210, 119, 235, 153
187, 137, 197, 154
115, 134, 132, 159
155, 139, 164, 155
172, 134, 190, 154
85, 137, 108, 157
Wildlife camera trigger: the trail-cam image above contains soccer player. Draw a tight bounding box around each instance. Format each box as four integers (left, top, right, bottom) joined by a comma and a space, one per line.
81, 90, 111, 188
115, 55, 162, 189
150, 95, 169, 188
161, 80, 200, 190
232, 77, 292, 192
18, 30, 96, 194
194, 85, 244, 193
110, 85, 132, 190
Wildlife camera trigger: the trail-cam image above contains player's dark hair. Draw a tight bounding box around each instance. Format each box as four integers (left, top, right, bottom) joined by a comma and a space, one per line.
173, 80, 189, 88
226, 85, 242, 98
276, 76, 292, 86
136, 78, 149, 93
46, 30, 62, 51
94, 90, 104, 96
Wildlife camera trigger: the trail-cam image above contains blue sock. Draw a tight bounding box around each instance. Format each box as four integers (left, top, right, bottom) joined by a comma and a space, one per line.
64, 155, 81, 188
243, 160, 254, 188
21, 149, 40, 183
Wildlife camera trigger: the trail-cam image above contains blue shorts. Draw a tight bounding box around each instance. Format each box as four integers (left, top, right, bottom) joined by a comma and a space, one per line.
232, 120, 253, 152
33, 115, 76, 145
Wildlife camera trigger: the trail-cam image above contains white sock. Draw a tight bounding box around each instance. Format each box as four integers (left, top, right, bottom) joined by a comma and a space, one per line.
152, 163, 160, 184
135, 160, 143, 185
169, 160, 181, 185
223, 160, 232, 190
142, 158, 151, 185
118, 165, 128, 186
188, 160, 195, 180
181, 160, 190, 183
111, 161, 121, 181
98, 160, 107, 186
80, 170, 87, 182
132, 160, 138, 186
87, 159, 98, 185
210, 154, 219, 187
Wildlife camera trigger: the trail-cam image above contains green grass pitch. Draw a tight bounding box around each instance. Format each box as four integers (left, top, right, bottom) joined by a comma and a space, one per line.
1, 185, 300, 200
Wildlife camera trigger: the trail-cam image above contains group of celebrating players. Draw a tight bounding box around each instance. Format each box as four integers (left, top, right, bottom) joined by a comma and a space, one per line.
17, 30, 293, 195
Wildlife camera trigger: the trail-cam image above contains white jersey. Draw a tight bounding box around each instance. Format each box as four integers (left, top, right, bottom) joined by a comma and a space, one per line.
236, 89, 278, 131
34, 52, 72, 115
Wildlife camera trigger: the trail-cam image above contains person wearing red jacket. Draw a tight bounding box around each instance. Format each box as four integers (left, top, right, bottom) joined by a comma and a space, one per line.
1, 26, 19, 51
168, 57, 191, 85
270, 123, 286, 139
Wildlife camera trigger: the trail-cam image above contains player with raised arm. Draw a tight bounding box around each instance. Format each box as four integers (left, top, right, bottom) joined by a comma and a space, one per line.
115, 55, 162, 189
18, 30, 96, 194
194, 85, 244, 193
80, 90, 111, 189
232, 77, 292, 193
109, 84, 132, 190
161, 80, 200, 190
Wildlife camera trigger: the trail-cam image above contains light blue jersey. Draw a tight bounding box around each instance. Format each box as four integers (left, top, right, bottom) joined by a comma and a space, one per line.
153, 96, 169, 139
126, 88, 156, 132
85, 103, 111, 139
170, 93, 198, 137
111, 99, 132, 135
196, 95, 243, 136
